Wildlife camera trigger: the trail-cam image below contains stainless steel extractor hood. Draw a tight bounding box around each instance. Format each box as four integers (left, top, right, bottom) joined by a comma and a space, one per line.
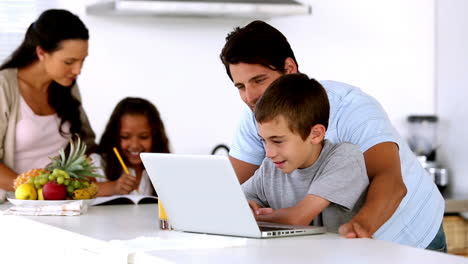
86, 0, 311, 18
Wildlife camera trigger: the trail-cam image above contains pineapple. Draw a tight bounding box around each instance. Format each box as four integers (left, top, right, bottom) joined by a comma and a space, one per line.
46, 136, 102, 180
13, 168, 47, 189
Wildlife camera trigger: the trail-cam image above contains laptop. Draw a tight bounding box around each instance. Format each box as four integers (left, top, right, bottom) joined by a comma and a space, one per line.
140, 153, 326, 238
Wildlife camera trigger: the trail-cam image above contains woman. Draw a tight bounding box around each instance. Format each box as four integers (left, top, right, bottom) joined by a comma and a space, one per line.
92, 97, 171, 197
0, 9, 96, 195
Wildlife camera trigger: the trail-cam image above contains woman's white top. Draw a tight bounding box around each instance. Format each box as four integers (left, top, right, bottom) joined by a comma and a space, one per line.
14, 96, 69, 174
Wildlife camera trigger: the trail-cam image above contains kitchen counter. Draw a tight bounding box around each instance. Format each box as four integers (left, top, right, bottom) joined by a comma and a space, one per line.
443, 191, 468, 213
1, 202, 467, 263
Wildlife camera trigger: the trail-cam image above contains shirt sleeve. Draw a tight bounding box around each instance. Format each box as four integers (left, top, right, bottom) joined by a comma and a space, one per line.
308, 144, 369, 210
241, 160, 269, 208
0, 74, 10, 163
334, 92, 399, 153
229, 106, 265, 165
89, 153, 106, 182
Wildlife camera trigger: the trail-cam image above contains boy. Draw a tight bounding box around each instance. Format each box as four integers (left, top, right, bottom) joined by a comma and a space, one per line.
220, 20, 445, 250
242, 73, 368, 232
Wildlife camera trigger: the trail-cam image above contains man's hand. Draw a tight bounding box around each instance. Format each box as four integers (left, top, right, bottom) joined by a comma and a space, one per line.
338, 221, 372, 239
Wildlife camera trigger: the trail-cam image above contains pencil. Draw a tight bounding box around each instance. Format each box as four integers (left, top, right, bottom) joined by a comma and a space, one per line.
113, 147, 130, 175
113, 147, 139, 193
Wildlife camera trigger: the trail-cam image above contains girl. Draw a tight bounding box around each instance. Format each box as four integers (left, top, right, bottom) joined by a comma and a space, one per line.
93, 97, 170, 196
0, 9, 96, 198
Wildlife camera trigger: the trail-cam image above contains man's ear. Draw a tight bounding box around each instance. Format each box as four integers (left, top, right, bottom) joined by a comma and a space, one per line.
308, 124, 326, 144
284, 57, 298, 74
36, 46, 46, 61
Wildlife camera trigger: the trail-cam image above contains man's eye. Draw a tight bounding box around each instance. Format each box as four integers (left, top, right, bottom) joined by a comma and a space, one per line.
272, 141, 283, 144
255, 78, 266, 84
64, 61, 73, 65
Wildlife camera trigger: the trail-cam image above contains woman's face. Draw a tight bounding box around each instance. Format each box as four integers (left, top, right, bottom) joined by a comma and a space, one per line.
119, 114, 153, 168
38, 39, 88, 87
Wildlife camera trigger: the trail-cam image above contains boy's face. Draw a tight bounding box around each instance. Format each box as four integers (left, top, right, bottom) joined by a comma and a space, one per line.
257, 115, 320, 174
229, 63, 283, 111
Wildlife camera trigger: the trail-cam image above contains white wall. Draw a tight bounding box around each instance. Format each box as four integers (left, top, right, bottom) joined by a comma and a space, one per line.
4, 0, 436, 154
72, 0, 436, 154
436, 0, 468, 194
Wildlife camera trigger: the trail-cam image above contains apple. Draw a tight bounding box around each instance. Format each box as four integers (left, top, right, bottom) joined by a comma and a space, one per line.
15, 183, 37, 200
42, 181, 67, 200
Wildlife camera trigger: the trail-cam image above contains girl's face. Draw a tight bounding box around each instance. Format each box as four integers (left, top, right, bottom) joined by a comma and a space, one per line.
38, 39, 88, 87
119, 114, 153, 168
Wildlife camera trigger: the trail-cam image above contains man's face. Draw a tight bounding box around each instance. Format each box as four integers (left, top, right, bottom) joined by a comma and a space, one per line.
229, 63, 283, 111
258, 115, 318, 174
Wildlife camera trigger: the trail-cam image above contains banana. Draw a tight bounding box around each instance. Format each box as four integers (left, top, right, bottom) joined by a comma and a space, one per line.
72, 182, 99, 200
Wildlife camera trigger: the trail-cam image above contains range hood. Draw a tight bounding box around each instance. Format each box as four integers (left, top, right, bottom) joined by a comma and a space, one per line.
86, 0, 311, 18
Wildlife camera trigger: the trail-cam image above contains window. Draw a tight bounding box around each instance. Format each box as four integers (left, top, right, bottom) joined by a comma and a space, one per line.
0, 0, 59, 63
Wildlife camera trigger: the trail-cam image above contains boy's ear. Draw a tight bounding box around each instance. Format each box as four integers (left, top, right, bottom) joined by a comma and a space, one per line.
308, 124, 326, 144
284, 57, 298, 74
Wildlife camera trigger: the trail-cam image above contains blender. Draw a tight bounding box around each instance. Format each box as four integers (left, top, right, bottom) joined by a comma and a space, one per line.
407, 115, 448, 192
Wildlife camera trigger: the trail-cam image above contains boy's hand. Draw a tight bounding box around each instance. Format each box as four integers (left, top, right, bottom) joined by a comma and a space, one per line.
338, 221, 372, 239
248, 200, 274, 217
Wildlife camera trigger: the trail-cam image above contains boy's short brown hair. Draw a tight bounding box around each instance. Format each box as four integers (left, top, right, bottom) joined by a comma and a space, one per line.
255, 73, 330, 140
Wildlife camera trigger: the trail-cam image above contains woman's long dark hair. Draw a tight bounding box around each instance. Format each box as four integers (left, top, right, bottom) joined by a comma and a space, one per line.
96, 97, 171, 183
0, 9, 89, 139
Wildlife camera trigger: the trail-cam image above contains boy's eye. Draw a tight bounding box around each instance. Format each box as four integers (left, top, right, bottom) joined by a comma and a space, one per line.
64, 60, 73, 65
272, 140, 283, 144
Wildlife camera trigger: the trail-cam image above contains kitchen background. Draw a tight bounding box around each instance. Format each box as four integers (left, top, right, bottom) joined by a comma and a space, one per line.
0, 0, 466, 194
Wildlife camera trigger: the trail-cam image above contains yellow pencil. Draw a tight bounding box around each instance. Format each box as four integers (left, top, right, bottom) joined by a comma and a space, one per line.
113, 147, 130, 175
113, 147, 139, 193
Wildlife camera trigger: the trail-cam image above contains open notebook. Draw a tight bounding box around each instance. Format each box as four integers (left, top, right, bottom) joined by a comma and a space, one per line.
140, 153, 326, 238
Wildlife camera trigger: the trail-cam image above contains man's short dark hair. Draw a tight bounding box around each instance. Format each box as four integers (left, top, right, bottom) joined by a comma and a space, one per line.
255, 73, 329, 140
220, 20, 298, 80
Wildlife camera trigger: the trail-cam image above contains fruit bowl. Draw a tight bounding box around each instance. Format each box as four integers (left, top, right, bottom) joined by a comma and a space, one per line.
13, 137, 102, 202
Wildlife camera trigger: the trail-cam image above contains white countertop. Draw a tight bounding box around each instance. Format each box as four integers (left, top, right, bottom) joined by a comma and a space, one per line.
0, 202, 467, 264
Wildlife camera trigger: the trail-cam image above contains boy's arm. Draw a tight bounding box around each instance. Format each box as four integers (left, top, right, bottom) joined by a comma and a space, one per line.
339, 142, 407, 238
253, 194, 330, 226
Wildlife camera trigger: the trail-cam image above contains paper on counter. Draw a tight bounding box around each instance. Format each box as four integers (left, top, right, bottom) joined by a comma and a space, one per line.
109, 234, 247, 252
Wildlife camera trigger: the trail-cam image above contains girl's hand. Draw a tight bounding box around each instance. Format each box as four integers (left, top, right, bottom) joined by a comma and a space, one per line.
113, 173, 137, 194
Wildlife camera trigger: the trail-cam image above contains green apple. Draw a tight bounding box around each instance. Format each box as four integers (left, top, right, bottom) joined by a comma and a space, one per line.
15, 183, 37, 200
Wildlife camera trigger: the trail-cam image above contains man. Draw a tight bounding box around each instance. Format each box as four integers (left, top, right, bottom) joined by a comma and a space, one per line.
220, 20, 446, 250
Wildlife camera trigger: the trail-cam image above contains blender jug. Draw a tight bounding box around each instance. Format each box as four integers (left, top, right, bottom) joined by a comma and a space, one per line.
407, 115, 438, 161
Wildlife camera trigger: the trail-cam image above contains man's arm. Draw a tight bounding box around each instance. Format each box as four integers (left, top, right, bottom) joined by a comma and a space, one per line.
0, 162, 17, 191
251, 194, 330, 226
339, 142, 407, 238
229, 156, 259, 184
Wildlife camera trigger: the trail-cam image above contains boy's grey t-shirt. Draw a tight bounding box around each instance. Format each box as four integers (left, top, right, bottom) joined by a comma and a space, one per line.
242, 140, 369, 233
